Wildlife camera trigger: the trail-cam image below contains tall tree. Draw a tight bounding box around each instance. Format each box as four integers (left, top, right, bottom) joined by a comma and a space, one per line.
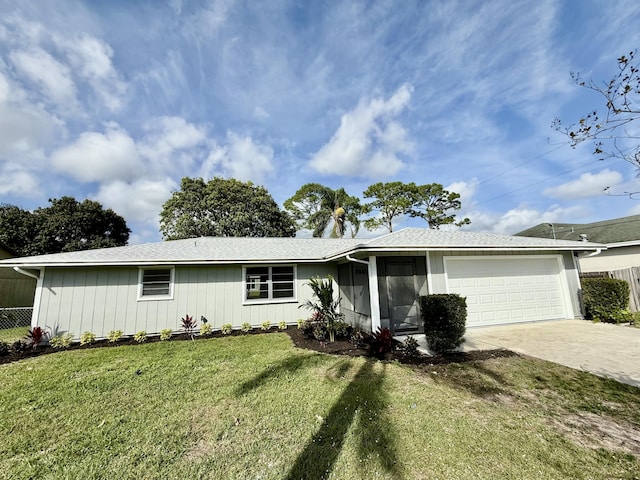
284, 183, 361, 238
553, 51, 640, 177
361, 181, 415, 233
0, 204, 38, 256
0, 197, 130, 256
160, 177, 296, 240
408, 183, 470, 229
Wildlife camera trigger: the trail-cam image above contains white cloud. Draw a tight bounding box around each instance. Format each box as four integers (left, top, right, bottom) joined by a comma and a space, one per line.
94, 178, 177, 226
58, 34, 127, 111
0, 69, 65, 160
467, 204, 586, 235
446, 179, 479, 206
308, 84, 413, 177
51, 123, 142, 182
543, 169, 623, 199
200, 132, 274, 182
139, 116, 208, 173
10, 47, 77, 108
0, 163, 40, 197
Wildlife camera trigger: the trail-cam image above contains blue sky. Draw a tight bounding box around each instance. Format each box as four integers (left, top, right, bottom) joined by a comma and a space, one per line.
1, 0, 640, 244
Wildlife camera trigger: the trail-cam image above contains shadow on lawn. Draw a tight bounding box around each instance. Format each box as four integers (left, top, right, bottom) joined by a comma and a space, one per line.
286, 360, 402, 480
235, 353, 327, 396
239, 356, 403, 480
422, 360, 515, 400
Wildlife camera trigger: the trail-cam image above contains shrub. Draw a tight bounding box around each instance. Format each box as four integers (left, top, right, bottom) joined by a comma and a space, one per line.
401, 336, 420, 358
278, 321, 287, 330
180, 314, 197, 337
221, 323, 233, 335
107, 330, 123, 343
26, 326, 48, 349
300, 276, 343, 342
261, 321, 271, 331
297, 319, 305, 329
301, 320, 315, 339
134, 331, 147, 343
12, 340, 29, 353
420, 294, 467, 353
199, 323, 213, 336
350, 329, 366, 348
241, 322, 252, 333
80, 331, 96, 346
160, 329, 173, 341
50, 333, 74, 349
312, 324, 327, 341
0, 341, 9, 356
371, 327, 394, 356
333, 320, 353, 340
582, 278, 630, 323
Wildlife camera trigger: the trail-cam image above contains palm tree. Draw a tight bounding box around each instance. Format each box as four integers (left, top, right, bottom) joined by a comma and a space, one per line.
284, 183, 361, 238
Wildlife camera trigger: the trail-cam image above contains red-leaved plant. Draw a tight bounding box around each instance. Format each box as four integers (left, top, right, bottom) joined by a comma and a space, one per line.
26, 326, 48, 349
180, 314, 197, 339
371, 327, 394, 356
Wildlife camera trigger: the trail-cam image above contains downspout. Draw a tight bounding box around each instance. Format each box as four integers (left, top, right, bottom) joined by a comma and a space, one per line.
13, 266, 42, 330
583, 248, 602, 258
345, 254, 369, 265
13, 266, 40, 280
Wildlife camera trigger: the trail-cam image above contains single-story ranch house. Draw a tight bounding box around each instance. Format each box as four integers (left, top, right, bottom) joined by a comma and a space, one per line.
0, 228, 603, 340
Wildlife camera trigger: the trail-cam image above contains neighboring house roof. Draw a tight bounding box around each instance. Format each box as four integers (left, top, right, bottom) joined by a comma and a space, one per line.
0, 228, 602, 268
515, 214, 640, 244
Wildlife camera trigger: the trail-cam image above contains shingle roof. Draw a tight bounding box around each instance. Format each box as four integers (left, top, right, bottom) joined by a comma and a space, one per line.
364, 227, 597, 249
515, 214, 640, 244
0, 228, 602, 267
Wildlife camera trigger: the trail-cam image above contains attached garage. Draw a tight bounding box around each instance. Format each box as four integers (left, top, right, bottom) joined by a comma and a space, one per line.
444, 255, 573, 327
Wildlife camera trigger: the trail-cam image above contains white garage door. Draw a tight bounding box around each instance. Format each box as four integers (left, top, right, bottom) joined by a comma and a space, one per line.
444, 256, 570, 327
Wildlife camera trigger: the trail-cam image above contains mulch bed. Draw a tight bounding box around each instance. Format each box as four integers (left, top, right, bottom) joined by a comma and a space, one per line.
284, 327, 518, 366
1, 327, 518, 366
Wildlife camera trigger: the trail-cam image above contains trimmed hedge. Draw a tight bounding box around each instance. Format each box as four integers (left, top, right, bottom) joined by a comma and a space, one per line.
419, 294, 467, 353
581, 277, 631, 323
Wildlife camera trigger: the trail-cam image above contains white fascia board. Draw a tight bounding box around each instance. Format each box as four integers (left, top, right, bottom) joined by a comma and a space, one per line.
1, 258, 332, 268
604, 240, 640, 248
326, 245, 606, 261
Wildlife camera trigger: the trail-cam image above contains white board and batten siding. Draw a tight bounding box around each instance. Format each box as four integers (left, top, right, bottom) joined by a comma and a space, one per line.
443, 255, 575, 327
36, 263, 335, 340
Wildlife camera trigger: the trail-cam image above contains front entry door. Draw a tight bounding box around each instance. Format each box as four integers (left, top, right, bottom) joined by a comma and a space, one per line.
387, 261, 420, 333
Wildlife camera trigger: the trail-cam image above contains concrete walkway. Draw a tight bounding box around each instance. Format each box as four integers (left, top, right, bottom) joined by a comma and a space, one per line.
401, 320, 640, 388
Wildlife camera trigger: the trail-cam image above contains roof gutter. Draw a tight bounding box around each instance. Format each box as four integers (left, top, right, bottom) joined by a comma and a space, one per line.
583, 248, 603, 258
13, 266, 40, 280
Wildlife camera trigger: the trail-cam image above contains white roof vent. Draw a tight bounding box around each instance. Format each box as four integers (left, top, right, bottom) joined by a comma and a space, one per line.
579, 234, 588, 242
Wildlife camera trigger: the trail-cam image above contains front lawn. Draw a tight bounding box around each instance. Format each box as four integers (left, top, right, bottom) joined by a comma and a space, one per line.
0, 333, 638, 479
0, 326, 28, 343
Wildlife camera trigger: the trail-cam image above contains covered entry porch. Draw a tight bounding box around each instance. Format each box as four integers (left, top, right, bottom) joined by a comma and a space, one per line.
337, 255, 428, 335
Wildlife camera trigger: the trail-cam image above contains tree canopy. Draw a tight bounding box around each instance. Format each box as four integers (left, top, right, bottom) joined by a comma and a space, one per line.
408, 183, 470, 229
283, 183, 361, 238
361, 182, 470, 231
0, 197, 130, 256
160, 177, 296, 240
553, 51, 640, 184
361, 181, 415, 233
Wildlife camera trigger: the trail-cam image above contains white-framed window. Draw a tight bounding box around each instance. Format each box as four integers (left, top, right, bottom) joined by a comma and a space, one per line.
138, 267, 174, 301
243, 265, 296, 303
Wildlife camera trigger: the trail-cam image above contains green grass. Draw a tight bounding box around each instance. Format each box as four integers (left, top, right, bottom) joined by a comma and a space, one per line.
0, 326, 28, 343
1, 334, 638, 479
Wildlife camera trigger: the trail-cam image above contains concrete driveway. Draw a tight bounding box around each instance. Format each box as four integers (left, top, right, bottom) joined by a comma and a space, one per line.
462, 319, 640, 388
